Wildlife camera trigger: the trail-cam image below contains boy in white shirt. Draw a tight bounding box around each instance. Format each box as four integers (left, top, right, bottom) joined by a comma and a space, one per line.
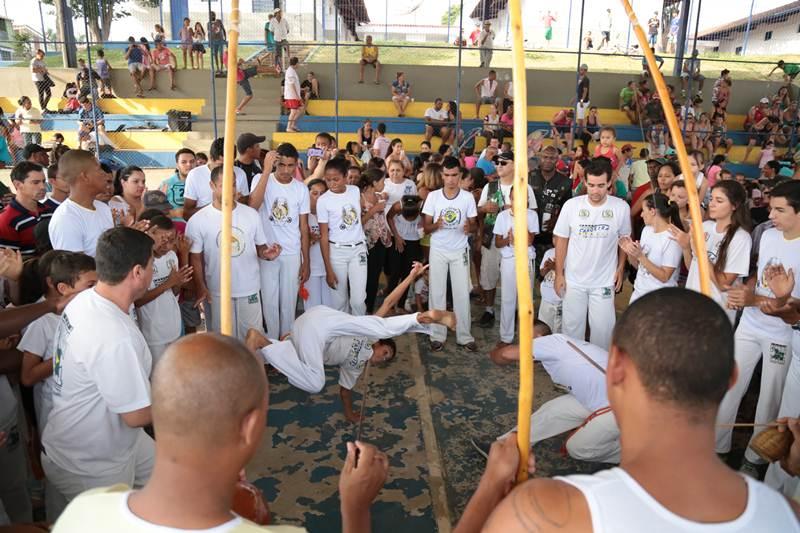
554, 159, 631, 350
422, 156, 478, 351
182, 137, 250, 219
48, 149, 114, 256
41, 227, 156, 503
248, 143, 310, 338
318, 158, 368, 315
492, 187, 539, 347
135, 215, 194, 363
716, 181, 800, 477
538, 248, 562, 333
187, 166, 280, 340
306, 178, 332, 309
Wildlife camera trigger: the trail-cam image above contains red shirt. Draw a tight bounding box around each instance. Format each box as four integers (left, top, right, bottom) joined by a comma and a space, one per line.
0, 198, 51, 255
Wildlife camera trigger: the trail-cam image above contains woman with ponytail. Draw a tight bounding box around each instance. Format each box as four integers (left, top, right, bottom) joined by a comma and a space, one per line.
620, 192, 685, 303
669, 180, 752, 322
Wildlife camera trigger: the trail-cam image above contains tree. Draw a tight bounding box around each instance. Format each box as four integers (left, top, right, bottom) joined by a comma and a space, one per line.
42, 0, 160, 43
441, 5, 461, 26
12, 31, 32, 59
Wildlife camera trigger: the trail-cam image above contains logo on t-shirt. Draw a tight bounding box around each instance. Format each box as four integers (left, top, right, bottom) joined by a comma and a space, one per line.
602, 209, 614, 219
346, 337, 370, 370
577, 224, 610, 238
270, 197, 293, 225
578, 209, 590, 218
216, 226, 246, 257
340, 205, 358, 230
440, 207, 462, 227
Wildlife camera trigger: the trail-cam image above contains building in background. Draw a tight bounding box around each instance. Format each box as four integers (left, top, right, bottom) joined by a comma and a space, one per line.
697, 1, 800, 56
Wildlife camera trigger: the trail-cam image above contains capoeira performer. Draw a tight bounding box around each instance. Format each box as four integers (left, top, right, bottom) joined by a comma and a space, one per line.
246, 262, 455, 422
470, 321, 620, 464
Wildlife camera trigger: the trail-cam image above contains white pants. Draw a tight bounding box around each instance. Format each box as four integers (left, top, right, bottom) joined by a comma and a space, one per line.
41, 430, 154, 502
260, 253, 301, 338
715, 321, 792, 462
305, 275, 333, 310
428, 246, 474, 344
479, 243, 501, 292
576, 100, 591, 120
0, 423, 32, 523
499, 256, 534, 343
328, 243, 368, 316
502, 395, 620, 463
209, 292, 264, 341
538, 299, 562, 334
260, 306, 431, 393
766, 331, 800, 494
562, 284, 616, 350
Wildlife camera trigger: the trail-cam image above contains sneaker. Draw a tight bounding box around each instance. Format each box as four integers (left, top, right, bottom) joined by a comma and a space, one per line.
470, 437, 493, 459
739, 459, 766, 480
430, 341, 444, 352
459, 341, 478, 352
478, 310, 495, 327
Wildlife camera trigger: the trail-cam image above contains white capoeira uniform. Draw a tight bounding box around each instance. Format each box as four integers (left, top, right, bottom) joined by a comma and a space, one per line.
715, 228, 797, 463
553, 195, 631, 350
501, 334, 620, 463
258, 306, 431, 393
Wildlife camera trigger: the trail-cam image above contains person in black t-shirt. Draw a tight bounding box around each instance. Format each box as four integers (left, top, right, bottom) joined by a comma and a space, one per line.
234, 133, 265, 189
529, 146, 572, 257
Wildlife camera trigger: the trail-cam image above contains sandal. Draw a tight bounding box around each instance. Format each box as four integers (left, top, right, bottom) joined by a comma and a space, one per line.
430, 341, 444, 352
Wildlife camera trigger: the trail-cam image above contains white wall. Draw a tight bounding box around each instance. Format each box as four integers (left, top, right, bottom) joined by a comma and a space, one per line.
715, 17, 800, 56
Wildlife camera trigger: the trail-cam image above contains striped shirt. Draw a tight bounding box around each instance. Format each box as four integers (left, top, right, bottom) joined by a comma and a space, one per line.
0, 198, 53, 255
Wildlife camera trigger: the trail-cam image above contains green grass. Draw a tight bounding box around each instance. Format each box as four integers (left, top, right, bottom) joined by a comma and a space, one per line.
306, 40, 800, 81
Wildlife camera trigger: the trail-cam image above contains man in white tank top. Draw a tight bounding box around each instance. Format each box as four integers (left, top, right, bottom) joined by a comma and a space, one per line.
455, 288, 800, 532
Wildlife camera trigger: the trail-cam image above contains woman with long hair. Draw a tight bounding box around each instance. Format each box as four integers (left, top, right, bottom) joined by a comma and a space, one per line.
14, 96, 42, 147
669, 180, 752, 322
630, 161, 679, 227
345, 141, 364, 168
192, 22, 206, 69
109, 165, 147, 222
359, 168, 393, 313
416, 162, 443, 262
620, 192, 684, 303
385, 138, 412, 175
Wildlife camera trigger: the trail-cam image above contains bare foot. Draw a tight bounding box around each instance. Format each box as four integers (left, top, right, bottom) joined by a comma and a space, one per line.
245, 328, 271, 353
418, 310, 456, 331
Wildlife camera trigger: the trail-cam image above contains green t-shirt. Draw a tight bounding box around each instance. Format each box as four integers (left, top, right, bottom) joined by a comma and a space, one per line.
619, 87, 634, 106
783, 63, 800, 76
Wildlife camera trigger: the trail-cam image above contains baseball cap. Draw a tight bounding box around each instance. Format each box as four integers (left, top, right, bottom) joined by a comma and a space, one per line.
236, 133, 266, 155
760, 97, 770, 104
143, 190, 173, 213
621, 143, 634, 152
493, 151, 514, 163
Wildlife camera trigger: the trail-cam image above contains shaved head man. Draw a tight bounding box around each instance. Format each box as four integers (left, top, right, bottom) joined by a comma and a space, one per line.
53, 333, 389, 532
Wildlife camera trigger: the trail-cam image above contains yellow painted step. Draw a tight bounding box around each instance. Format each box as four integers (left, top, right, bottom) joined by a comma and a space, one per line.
57, 131, 189, 150
0, 97, 205, 115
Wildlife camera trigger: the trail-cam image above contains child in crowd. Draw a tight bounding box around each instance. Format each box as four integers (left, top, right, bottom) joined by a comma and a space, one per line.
62, 83, 80, 112
759, 140, 776, 169
492, 186, 539, 347
414, 269, 429, 312
135, 215, 193, 362
305, 178, 332, 309
95, 49, 114, 98
387, 195, 423, 314
538, 247, 562, 333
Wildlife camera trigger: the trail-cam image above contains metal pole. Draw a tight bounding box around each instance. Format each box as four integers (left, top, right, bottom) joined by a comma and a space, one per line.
82, 0, 100, 157
38, 1, 47, 53
334, 0, 339, 143
384, 0, 388, 41
566, 0, 572, 49
208, 0, 218, 138
672, 0, 690, 77
573, 0, 585, 148
159, 0, 165, 36
447, 0, 451, 43
313, 0, 317, 41
625, 0, 633, 52
455, 0, 464, 138
742, 0, 756, 56
321, 0, 326, 42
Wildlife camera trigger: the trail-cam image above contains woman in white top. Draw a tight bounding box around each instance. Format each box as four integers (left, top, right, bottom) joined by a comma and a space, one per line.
14, 96, 43, 146
482, 103, 501, 142
620, 192, 684, 303
109, 166, 147, 223
305, 178, 332, 309
669, 180, 752, 321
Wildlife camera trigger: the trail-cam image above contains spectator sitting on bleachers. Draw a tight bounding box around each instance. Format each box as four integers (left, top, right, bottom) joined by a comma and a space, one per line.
619, 80, 638, 125
499, 103, 514, 140
482, 103, 501, 142
301, 71, 320, 108
124, 36, 147, 97
76, 58, 101, 98
14, 96, 43, 147
76, 97, 106, 151
359, 35, 381, 84
372, 123, 390, 160
390, 72, 412, 117
150, 39, 178, 91
550, 108, 573, 148
62, 82, 80, 111
424, 98, 451, 144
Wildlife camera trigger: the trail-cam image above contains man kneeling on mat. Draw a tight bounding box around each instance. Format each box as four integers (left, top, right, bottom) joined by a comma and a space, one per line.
246, 262, 455, 422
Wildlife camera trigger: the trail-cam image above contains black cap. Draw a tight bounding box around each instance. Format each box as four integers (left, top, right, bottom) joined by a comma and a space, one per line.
493, 151, 514, 163
237, 133, 266, 155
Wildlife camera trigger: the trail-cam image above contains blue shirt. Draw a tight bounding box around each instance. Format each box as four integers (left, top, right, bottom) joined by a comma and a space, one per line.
127, 45, 143, 64
159, 173, 185, 208
476, 157, 496, 176
78, 105, 104, 127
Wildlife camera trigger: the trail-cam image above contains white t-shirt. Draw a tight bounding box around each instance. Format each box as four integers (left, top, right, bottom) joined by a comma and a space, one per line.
534, 334, 608, 412
422, 188, 478, 251
186, 204, 266, 297
250, 173, 310, 255
394, 214, 422, 242
137, 251, 182, 349
52, 484, 306, 533
326, 335, 374, 390
686, 220, 751, 313
630, 225, 683, 302
17, 310, 60, 430
553, 195, 631, 288
740, 228, 800, 338
43, 289, 152, 477
383, 178, 417, 215
539, 248, 561, 304
478, 181, 538, 211
424, 107, 449, 121
493, 208, 539, 259
316, 185, 364, 244
284, 66, 301, 100
414, 277, 429, 302
49, 199, 114, 257
183, 165, 249, 209
478, 78, 498, 98
308, 213, 325, 277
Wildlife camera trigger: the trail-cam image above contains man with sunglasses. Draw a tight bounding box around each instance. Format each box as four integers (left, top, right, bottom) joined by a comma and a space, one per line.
476, 152, 537, 328
530, 146, 571, 261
